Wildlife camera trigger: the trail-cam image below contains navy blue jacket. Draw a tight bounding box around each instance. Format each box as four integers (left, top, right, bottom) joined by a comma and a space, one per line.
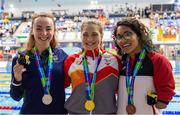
10, 48, 68, 114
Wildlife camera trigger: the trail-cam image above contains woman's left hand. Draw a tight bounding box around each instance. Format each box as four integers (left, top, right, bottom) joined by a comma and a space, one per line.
155, 101, 167, 109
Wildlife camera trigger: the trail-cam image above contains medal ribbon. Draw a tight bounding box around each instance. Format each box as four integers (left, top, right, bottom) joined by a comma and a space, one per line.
34, 47, 53, 95
82, 50, 102, 101
126, 48, 146, 105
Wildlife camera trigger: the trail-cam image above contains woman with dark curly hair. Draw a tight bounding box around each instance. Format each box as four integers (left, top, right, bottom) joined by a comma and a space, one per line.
112, 17, 175, 114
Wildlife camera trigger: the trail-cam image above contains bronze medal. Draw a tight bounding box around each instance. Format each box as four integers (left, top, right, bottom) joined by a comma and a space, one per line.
126, 104, 136, 114
42, 94, 53, 105
85, 100, 95, 111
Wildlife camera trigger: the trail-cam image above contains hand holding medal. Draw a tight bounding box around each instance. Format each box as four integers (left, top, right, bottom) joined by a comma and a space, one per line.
17, 51, 30, 67
13, 62, 25, 82
13, 51, 30, 82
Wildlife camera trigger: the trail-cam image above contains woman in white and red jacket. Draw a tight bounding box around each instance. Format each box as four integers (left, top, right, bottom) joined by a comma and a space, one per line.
64, 20, 121, 114
112, 17, 175, 114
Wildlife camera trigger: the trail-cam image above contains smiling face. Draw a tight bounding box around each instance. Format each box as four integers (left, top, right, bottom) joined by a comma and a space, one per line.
115, 25, 141, 57
81, 24, 102, 50
32, 17, 55, 49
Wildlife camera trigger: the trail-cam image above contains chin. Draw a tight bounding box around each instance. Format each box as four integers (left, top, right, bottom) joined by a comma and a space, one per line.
85, 48, 93, 50
122, 49, 131, 54
84, 46, 95, 50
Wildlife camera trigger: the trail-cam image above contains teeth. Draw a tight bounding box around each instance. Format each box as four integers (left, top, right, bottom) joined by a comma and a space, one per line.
123, 44, 130, 47
86, 43, 94, 46
40, 37, 48, 41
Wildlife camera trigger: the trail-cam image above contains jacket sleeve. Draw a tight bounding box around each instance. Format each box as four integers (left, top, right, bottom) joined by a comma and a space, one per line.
151, 53, 175, 104
64, 55, 76, 88
10, 56, 24, 101
116, 55, 122, 76
115, 55, 122, 93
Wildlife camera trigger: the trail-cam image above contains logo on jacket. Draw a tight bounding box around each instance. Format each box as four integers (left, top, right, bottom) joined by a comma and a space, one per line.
76, 58, 82, 65
53, 53, 59, 62
104, 58, 111, 65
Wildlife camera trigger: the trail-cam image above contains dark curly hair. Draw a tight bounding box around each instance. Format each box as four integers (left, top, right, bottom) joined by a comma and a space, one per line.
112, 17, 156, 55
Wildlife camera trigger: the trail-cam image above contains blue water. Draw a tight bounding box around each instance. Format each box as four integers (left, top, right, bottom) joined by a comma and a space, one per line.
1, 76, 180, 114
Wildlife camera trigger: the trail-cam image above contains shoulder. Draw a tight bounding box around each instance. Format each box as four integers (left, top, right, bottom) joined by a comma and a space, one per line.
147, 51, 171, 66
54, 47, 68, 56
64, 51, 82, 70
53, 47, 68, 61
148, 51, 169, 61
103, 50, 121, 61
65, 51, 81, 62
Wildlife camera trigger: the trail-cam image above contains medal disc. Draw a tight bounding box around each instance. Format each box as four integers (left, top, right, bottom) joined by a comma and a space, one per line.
126, 104, 136, 114
42, 94, 52, 105
85, 100, 95, 111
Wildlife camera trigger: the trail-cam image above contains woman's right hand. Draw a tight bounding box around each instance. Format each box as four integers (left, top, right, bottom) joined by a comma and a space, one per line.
13, 62, 26, 82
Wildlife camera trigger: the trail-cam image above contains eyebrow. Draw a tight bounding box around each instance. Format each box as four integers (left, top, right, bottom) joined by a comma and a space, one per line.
46, 26, 52, 28
92, 32, 98, 34
117, 31, 130, 35
123, 31, 131, 34
82, 32, 88, 34
36, 25, 52, 28
36, 25, 42, 28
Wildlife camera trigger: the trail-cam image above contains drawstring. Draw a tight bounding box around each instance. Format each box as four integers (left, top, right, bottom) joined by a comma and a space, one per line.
152, 105, 156, 115
92, 50, 95, 60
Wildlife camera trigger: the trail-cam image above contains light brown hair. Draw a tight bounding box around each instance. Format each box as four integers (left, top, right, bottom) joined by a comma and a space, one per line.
26, 12, 58, 51
81, 19, 104, 37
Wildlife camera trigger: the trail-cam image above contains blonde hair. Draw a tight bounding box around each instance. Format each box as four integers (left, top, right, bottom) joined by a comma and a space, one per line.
26, 12, 58, 51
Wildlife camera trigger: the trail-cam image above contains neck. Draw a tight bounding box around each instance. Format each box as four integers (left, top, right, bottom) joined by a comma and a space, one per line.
92, 49, 96, 60
84, 48, 100, 60
129, 46, 142, 58
35, 44, 49, 54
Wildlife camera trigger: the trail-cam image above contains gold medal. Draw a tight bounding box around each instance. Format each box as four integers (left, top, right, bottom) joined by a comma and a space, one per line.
85, 100, 95, 111
126, 104, 136, 114
42, 94, 52, 105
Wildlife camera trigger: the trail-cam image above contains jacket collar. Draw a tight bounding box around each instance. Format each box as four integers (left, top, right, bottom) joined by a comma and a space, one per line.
85, 48, 99, 57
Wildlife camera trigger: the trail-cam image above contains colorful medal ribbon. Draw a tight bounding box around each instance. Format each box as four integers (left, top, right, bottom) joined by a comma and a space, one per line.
125, 48, 146, 113
34, 47, 53, 95
82, 50, 102, 111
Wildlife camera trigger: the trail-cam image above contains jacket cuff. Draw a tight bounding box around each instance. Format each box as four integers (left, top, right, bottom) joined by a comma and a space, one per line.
158, 99, 169, 105
12, 78, 22, 86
